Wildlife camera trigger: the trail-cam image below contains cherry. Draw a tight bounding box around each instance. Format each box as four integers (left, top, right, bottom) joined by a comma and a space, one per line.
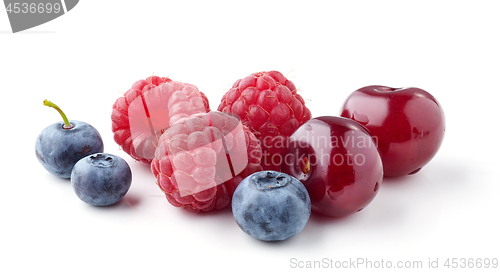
281, 116, 383, 217
340, 86, 445, 177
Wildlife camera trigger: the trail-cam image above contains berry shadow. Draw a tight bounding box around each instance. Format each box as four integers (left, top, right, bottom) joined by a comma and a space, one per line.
129, 160, 159, 181
307, 210, 357, 226
37, 163, 72, 183
118, 195, 142, 208
247, 211, 357, 249
379, 168, 428, 184
52, 175, 72, 183
132, 160, 155, 172
179, 206, 235, 221
87, 194, 142, 210
174, 206, 241, 239
377, 172, 426, 193
421, 158, 471, 188
379, 159, 471, 192
380, 155, 471, 185
167, 205, 238, 230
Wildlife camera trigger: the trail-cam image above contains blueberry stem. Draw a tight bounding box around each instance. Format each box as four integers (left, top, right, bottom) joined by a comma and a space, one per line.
43, 99, 74, 129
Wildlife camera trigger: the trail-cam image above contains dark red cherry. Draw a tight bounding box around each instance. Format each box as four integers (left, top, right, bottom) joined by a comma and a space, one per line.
340, 86, 445, 177
281, 116, 383, 217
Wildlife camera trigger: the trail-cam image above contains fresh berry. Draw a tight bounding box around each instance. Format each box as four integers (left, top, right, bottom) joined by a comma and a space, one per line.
36, 100, 104, 178
111, 76, 210, 164
71, 153, 132, 206
340, 86, 445, 177
218, 71, 311, 171
151, 111, 263, 212
281, 116, 383, 217
232, 171, 311, 241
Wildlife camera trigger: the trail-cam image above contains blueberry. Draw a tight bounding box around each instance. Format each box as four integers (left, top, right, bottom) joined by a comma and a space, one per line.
35, 120, 104, 178
232, 171, 311, 241
71, 153, 132, 206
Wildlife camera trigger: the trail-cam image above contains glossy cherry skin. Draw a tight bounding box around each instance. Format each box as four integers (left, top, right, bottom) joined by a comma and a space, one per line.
340, 86, 445, 177
281, 116, 383, 217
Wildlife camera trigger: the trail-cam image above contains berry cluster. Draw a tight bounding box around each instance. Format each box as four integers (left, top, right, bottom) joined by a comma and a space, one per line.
36, 71, 445, 242
36, 100, 132, 206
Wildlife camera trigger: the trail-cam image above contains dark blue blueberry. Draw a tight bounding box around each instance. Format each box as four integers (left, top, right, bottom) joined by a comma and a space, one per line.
232, 171, 311, 241
71, 153, 132, 206
35, 120, 104, 178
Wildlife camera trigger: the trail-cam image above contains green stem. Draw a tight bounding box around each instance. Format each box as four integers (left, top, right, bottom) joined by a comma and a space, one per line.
43, 99, 74, 129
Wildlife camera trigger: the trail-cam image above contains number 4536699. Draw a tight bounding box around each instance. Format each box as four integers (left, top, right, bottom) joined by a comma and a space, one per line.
443, 258, 498, 269
5, 3, 62, 14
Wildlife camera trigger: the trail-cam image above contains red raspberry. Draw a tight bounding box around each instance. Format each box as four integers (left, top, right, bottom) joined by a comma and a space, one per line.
151, 111, 263, 212
111, 76, 210, 164
217, 71, 311, 170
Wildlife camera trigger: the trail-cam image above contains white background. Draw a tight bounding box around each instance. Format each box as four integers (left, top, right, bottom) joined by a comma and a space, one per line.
1, 1, 499, 271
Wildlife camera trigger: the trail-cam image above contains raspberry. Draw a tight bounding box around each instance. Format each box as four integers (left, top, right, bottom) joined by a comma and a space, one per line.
217, 71, 312, 170
151, 111, 263, 212
111, 76, 210, 164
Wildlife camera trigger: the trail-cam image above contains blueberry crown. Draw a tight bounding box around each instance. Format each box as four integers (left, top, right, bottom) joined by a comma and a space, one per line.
89, 153, 115, 168
251, 171, 290, 190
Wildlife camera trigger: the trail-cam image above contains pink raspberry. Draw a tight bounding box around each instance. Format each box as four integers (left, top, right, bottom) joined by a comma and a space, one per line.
217, 71, 311, 170
111, 76, 210, 164
151, 111, 263, 212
